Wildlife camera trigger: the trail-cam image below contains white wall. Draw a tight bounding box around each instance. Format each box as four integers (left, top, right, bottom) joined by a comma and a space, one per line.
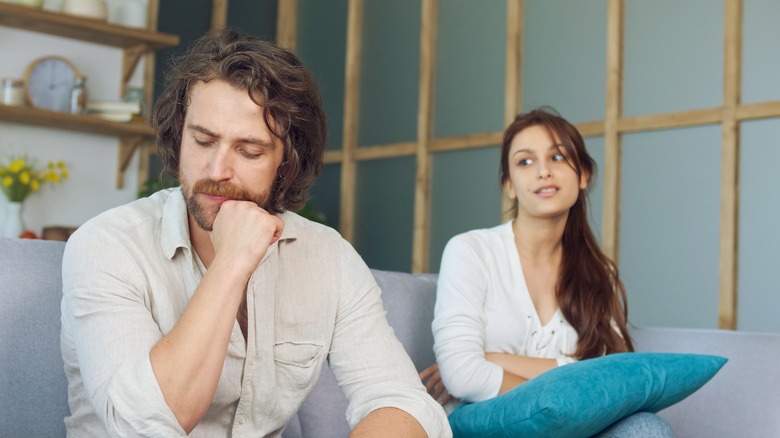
0, 23, 145, 235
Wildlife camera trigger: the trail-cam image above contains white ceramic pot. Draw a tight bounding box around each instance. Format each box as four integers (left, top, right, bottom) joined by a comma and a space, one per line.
1, 202, 24, 239
15, 0, 44, 8
62, 0, 107, 20
113, 0, 146, 28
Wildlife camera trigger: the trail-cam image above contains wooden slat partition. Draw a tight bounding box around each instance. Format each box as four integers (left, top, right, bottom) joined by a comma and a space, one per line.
618, 108, 723, 133
430, 132, 503, 153
602, 0, 624, 261
211, 0, 228, 29
736, 100, 780, 121
281, 1, 777, 330
502, 0, 523, 221
276, 0, 298, 51
354, 142, 417, 161
338, 0, 363, 243
411, 0, 437, 273
718, 0, 742, 330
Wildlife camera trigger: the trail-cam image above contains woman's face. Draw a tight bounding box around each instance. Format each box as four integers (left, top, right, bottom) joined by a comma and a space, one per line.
503, 125, 588, 221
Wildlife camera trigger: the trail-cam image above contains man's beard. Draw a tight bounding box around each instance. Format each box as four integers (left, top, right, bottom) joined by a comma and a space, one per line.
182, 178, 269, 231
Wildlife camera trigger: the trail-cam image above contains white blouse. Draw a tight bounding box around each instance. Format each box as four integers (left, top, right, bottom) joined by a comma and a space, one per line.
432, 221, 578, 403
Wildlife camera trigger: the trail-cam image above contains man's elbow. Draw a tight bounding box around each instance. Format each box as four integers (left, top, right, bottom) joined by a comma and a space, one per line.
350, 407, 428, 437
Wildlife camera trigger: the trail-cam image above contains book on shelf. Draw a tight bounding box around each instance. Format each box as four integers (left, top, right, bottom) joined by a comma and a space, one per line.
89, 111, 135, 122
86, 99, 143, 123
86, 100, 142, 114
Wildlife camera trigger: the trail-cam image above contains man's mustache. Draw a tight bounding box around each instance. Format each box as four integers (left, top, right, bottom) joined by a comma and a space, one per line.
192, 179, 252, 202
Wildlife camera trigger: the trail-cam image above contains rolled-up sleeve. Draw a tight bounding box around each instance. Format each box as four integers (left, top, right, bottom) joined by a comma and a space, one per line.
327, 240, 451, 437
62, 226, 185, 437
432, 236, 504, 403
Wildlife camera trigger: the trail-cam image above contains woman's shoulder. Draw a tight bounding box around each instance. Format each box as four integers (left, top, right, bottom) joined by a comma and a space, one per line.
448, 221, 511, 246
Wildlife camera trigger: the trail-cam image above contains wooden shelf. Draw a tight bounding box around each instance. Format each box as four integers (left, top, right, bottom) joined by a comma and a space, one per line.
0, 3, 179, 49
0, 104, 152, 137
1, 2, 177, 189
0, 104, 154, 188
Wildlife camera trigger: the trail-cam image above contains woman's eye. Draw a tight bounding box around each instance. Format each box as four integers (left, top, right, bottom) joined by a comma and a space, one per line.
194, 138, 213, 147
518, 158, 533, 166
552, 153, 565, 162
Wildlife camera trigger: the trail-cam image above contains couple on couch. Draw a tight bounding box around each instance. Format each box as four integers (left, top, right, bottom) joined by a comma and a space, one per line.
61, 28, 680, 437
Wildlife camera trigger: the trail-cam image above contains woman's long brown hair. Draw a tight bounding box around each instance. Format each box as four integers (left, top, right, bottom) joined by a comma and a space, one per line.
500, 107, 634, 359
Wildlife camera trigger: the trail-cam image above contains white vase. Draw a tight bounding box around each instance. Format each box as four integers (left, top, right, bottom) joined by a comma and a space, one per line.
1, 202, 24, 239
112, 0, 146, 28
62, 0, 107, 20
15, 0, 44, 8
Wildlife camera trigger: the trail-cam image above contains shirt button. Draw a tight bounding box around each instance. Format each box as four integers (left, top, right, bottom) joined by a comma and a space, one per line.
238, 415, 246, 424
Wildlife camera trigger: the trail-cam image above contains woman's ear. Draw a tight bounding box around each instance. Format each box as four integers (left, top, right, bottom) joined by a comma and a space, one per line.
579, 169, 590, 190
503, 178, 516, 200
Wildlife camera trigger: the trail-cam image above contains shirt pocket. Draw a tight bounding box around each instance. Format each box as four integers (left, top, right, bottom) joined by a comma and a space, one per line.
273, 341, 324, 391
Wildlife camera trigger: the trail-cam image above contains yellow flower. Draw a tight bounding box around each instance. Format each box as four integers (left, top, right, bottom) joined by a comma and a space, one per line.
1, 154, 68, 202
9, 158, 25, 173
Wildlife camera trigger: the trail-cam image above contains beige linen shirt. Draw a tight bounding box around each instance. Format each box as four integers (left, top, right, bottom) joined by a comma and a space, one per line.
61, 188, 449, 437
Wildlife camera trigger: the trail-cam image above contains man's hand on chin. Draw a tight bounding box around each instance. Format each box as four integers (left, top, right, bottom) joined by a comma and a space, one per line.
209, 200, 284, 275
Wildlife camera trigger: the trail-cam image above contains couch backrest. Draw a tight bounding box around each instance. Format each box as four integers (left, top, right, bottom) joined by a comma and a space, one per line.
632, 327, 780, 437
284, 269, 438, 438
0, 238, 68, 437
8, 237, 775, 438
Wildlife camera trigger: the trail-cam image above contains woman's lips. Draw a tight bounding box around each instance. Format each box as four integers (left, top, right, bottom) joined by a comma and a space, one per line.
534, 186, 559, 197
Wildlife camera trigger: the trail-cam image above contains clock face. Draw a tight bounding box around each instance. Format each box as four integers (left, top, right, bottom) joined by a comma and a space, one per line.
25, 57, 79, 112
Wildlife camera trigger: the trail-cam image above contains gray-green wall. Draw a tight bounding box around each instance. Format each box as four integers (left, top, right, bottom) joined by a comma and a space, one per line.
297, 0, 780, 332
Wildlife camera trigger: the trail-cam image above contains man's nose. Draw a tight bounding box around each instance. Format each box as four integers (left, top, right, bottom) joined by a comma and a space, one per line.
208, 146, 233, 181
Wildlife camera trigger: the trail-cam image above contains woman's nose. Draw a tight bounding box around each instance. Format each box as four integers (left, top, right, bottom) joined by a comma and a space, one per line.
537, 161, 551, 179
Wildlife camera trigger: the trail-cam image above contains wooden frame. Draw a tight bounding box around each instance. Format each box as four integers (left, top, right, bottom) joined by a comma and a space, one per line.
719, 0, 742, 330
282, 1, 779, 326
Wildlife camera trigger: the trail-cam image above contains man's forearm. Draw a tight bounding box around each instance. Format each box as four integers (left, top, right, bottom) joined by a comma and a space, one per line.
350, 407, 427, 437
150, 262, 248, 432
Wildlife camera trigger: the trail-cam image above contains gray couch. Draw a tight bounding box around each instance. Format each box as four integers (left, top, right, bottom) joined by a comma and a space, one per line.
2, 237, 779, 437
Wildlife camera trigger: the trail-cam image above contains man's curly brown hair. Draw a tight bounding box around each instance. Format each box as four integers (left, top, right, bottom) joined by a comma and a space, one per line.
151, 28, 327, 213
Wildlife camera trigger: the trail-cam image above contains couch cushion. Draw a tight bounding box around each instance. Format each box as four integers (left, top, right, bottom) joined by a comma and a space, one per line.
0, 238, 68, 437
633, 327, 780, 437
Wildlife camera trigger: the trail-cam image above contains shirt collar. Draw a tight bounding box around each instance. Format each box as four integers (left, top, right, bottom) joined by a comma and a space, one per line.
159, 187, 300, 260
160, 187, 192, 260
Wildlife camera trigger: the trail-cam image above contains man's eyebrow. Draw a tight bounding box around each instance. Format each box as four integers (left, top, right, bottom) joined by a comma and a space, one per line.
186, 123, 272, 147
186, 123, 218, 137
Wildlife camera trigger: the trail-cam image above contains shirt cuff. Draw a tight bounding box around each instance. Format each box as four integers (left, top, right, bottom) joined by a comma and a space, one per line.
555, 356, 577, 367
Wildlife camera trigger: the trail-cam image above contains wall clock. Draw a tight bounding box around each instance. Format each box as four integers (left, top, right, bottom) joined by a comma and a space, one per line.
23, 56, 82, 112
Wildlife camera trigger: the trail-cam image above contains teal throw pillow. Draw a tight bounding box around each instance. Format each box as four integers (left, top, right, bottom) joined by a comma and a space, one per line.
448, 352, 727, 438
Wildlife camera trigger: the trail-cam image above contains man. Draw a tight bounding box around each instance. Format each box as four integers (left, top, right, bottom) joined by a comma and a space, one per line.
61, 29, 450, 437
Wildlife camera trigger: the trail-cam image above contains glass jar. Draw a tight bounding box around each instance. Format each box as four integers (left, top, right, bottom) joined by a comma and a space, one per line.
1, 78, 25, 106
123, 86, 147, 118
70, 76, 88, 115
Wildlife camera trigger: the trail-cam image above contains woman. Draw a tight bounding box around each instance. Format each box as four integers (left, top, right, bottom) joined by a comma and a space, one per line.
421, 108, 674, 436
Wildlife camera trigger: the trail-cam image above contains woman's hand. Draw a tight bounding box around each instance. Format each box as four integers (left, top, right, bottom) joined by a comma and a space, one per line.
419, 364, 452, 406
